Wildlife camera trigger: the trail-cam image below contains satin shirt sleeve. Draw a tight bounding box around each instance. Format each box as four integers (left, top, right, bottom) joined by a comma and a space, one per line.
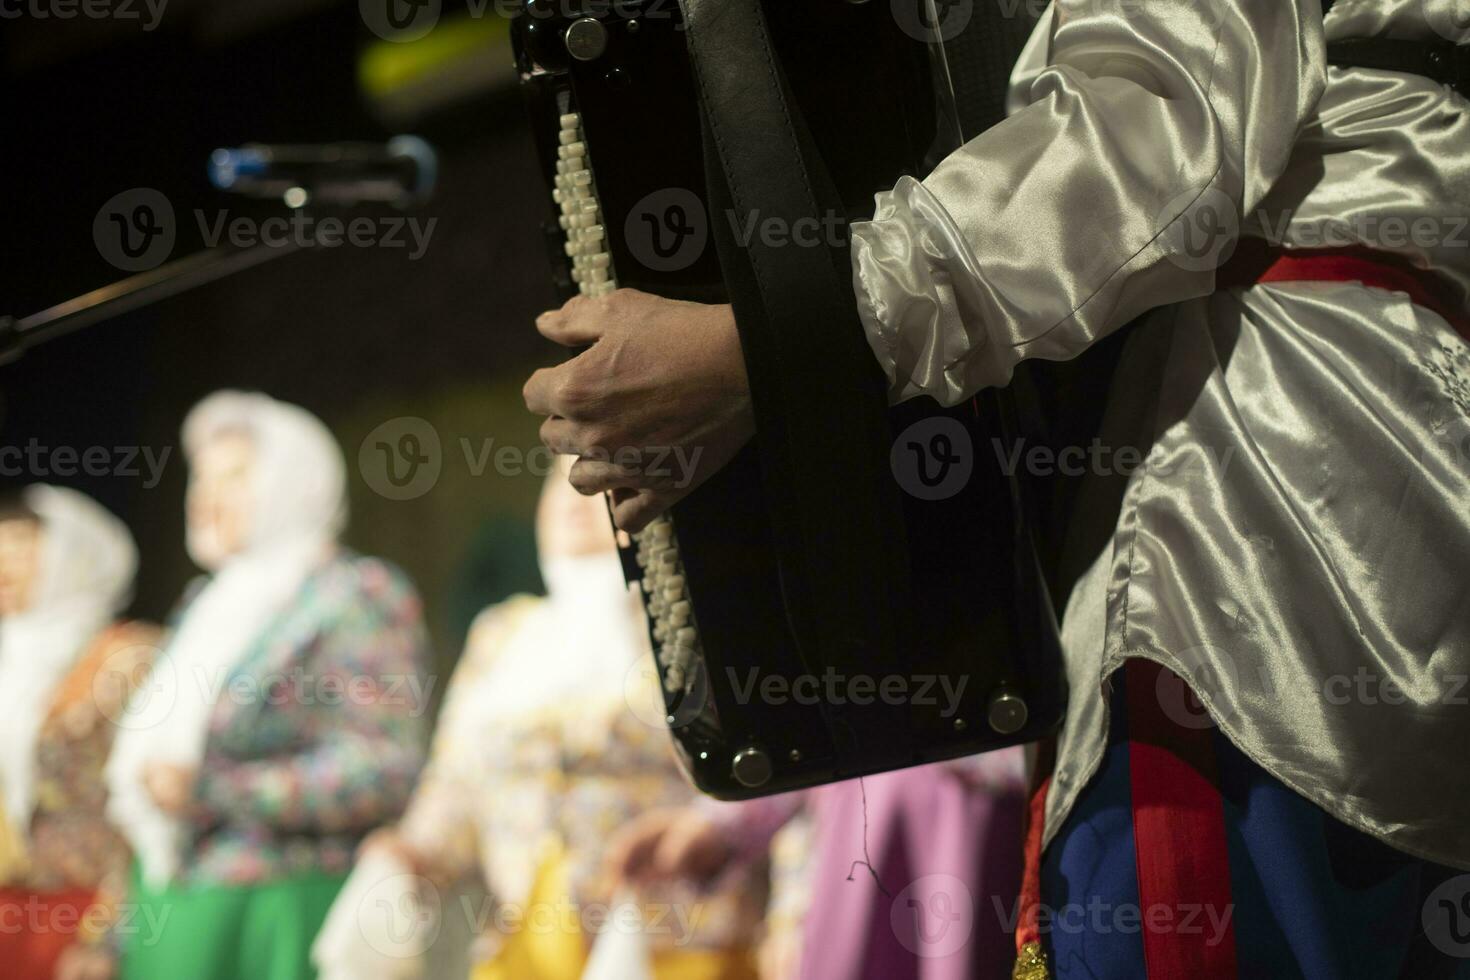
852, 0, 1328, 405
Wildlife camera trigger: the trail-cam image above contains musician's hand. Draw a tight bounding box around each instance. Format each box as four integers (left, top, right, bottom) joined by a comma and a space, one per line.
523, 289, 754, 532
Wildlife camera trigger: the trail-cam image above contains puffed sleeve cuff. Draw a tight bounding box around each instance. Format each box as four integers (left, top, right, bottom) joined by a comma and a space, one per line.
851, 175, 1012, 408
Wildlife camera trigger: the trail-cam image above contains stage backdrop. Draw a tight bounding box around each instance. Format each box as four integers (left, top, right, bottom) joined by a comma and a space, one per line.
1, 5, 571, 683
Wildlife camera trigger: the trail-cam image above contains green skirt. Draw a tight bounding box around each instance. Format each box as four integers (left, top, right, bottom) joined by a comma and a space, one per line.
121, 863, 347, 980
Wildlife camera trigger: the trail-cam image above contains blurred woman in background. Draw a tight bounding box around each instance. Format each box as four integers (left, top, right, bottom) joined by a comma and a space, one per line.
315, 461, 767, 980
0, 485, 159, 980
60, 390, 430, 980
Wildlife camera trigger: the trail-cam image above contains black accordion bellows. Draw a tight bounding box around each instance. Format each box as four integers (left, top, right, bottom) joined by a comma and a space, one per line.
514, 0, 1062, 799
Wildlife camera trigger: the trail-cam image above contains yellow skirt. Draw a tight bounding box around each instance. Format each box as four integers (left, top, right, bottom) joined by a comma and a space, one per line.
471, 848, 756, 980
0, 799, 28, 885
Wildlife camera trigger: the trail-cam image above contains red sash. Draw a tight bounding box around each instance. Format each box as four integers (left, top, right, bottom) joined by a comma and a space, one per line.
1011, 662, 1240, 980
1218, 240, 1470, 344
1124, 660, 1239, 979
1012, 747, 1052, 979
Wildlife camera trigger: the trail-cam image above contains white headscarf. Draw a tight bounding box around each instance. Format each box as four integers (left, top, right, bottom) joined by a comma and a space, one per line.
0, 485, 138, 833
469, 485, 644, 725
106, 391, 347, 887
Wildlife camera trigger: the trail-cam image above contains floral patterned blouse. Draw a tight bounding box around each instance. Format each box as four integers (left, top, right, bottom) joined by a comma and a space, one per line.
7, 625, 161, 893
0, 621, 161, 936
398, 595, 767, 961
178, 553, 432, 886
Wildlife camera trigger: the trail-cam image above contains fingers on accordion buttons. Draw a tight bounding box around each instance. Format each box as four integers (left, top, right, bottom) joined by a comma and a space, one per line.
545, 115, 704, 700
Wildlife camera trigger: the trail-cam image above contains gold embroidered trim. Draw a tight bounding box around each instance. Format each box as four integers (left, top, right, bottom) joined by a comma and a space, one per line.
1012, 940, 1051, 980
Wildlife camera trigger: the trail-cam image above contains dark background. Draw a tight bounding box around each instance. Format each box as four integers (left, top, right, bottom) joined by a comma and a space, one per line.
1, 0, 563, 669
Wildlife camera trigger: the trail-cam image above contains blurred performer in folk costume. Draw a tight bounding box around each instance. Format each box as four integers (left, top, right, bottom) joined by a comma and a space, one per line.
524, 2, 1470, 976
58, 391, 430, 980
314, 460, 765, 980
0, 485, 159, 980
609, 750, 1029, 980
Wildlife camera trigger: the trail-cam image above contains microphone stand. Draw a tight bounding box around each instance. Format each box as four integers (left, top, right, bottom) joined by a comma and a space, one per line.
0, 240, 304, 366
1, 135, 437, 366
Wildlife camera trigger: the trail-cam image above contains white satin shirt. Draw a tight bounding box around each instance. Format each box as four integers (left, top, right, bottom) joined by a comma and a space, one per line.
851, 0, 1470, 869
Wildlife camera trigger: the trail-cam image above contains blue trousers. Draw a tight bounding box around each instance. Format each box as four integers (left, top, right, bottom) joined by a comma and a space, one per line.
1040, 668, 1470, 979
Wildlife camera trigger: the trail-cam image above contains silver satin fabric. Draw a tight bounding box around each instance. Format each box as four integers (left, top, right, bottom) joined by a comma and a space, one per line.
850, 0, 1470, 868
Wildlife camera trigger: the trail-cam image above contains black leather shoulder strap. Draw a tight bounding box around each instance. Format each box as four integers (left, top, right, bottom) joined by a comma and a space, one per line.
1322, 0, 1468, 96
1326, 37, 1469, 95
680, 0, 916, 773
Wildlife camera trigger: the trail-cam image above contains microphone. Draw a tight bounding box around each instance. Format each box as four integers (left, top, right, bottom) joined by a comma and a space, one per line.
208, 135, 437, 207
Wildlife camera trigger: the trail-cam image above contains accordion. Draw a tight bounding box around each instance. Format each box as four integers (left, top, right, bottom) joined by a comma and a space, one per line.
515, 0, 1064, 799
